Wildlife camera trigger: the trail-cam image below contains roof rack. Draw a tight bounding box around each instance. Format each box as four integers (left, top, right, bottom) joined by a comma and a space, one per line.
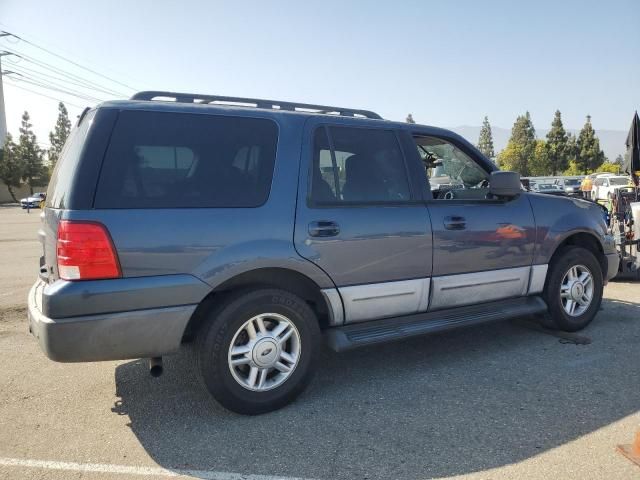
130, 91, 383, 120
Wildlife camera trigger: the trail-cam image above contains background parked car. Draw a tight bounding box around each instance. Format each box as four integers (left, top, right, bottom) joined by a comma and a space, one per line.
592, 175, 632, 200
20, 192, 46, 209
554, 177, 583, 197
532, 183, 566, 196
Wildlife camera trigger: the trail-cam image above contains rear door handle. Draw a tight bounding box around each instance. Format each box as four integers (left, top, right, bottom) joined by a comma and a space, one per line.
309, 221, 340, 237
444, 215, 466, 230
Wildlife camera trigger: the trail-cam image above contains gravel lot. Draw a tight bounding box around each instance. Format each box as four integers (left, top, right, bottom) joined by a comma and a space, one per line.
1, 205, 639, 480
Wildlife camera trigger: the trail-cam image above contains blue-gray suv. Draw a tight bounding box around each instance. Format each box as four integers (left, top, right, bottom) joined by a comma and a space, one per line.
28, 92, 620, 414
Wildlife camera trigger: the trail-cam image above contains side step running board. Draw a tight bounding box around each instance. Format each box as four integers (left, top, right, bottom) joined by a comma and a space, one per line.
324, 296, 547, 352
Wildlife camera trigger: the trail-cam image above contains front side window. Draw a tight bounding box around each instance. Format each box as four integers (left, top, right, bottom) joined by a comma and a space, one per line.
310, 126, 411, 204
95, 111, 278, 208
414, 136, 489, 200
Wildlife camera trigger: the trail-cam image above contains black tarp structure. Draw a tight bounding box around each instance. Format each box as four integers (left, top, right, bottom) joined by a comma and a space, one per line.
624, 111, 640, 186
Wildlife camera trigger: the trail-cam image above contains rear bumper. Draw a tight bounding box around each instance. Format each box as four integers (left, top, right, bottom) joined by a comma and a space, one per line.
28, 280, 197, 362
605, 252, 620, 282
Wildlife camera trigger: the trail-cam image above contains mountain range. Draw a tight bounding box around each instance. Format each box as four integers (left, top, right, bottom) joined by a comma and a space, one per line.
451, 126, 627, 162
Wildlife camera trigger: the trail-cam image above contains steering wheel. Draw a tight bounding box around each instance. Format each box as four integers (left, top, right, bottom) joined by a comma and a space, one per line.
443, 190, 455, 200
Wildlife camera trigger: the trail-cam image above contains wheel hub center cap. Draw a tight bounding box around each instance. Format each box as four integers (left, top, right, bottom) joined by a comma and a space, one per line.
570, 282, 584, 300
252, 338, 279, 368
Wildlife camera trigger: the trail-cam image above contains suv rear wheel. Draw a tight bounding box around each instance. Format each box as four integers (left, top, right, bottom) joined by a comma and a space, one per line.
196, 289, 320, 414
542, 246, 603, 331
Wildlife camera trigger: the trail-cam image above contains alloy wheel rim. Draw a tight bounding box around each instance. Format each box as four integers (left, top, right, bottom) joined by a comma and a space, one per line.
560, 264, 594, 317
228, 313, 301, 392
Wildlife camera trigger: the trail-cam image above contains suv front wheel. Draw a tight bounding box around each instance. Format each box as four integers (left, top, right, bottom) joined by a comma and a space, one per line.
196, 288, 320, 414
542, 246, 603, 331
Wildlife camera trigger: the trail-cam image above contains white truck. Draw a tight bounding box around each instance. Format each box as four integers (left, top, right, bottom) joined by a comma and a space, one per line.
592, 175, 631, 201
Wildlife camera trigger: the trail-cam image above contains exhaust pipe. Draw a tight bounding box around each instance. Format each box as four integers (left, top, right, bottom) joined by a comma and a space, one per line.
149, 357, 163, 377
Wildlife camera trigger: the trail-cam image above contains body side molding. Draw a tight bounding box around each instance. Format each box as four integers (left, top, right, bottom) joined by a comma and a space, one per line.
528, 264, 549, 294
337, 278, 431, 324
430, 266, 530, 310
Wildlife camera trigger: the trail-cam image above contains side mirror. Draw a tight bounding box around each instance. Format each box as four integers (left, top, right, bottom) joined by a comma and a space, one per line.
489, 171, 521, 198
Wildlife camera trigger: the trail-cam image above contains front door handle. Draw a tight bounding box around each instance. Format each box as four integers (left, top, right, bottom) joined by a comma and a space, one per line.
444, 215, 466, 230
309, 221, 340, 237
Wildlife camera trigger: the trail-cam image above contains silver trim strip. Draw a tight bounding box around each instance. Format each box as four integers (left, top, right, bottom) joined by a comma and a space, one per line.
440, 276, 522, 290
339, 278, 431, 324
528, 264, 548, 294
321, 288, 344, 326
327, 265, 546, 324
430, 266, 530, 310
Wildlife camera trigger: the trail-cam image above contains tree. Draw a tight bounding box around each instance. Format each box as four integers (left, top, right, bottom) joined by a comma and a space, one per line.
613, 154, 624, 167
48, 102, 71, 169
529, 140, 549, 176
0, 134, 24, 202
17, 111, 47, 194
595, 162, 620, 174
406, 114, 415, 124
477, 116, 495, 160
545, 110, 569, 175
497, 112, 536, 176
562, 133, 580, 174
576, 115, 605, 174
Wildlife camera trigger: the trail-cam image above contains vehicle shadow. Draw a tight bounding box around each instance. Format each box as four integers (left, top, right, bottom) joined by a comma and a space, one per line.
113, 295, 640, 480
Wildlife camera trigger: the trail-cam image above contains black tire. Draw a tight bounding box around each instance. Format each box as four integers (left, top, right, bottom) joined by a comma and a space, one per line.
542, 246, 603, 331
196, 288, 320, 415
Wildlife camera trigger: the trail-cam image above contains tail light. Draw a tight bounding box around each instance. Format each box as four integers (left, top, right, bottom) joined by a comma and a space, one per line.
57, 220, 121, 281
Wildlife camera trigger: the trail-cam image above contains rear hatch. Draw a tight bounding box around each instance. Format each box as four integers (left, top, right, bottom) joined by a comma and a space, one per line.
40, 110, 97, 283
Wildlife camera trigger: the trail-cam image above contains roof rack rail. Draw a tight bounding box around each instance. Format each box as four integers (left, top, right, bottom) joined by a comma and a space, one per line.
130, 91, 383, 120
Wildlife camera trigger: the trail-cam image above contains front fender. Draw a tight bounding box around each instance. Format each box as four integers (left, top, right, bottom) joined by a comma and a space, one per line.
527, 193, 614, 264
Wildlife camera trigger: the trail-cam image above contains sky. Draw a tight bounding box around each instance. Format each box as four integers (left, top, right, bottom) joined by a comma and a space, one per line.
1, 0, 639, 148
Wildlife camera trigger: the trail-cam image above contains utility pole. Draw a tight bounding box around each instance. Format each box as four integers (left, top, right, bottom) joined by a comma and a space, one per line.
0, 52, 7, 148
0, 31, 12, 148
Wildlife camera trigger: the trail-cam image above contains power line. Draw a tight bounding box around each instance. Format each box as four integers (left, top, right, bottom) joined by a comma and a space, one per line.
5, 62, 118, 99
2, 47, 128, 97
13, 77, 103, 103
3, 79, 84, 109
4, 57, 126, 97
5, 74, 103, 103
1, 30, 137, 92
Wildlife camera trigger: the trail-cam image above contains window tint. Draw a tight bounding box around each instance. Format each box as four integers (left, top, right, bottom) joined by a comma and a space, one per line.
47, 110, 96, 208
414, 136, 489, 200
95, 111, 278, 208
311, 126, 411, 204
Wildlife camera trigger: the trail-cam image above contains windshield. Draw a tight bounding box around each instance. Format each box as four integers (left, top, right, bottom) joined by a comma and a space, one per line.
564, 179, 580, 186
610, 177, 629, 186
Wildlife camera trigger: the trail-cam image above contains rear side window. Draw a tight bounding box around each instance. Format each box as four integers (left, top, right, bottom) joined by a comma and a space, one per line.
94, 111, 278, 208
47, 110, 96, 208
311, 126, 411, 205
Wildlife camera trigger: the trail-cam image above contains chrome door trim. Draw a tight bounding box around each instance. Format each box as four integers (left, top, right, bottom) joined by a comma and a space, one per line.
430, 266, 530, 310
339, 278, 431, 324
527, 264, 548, 294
